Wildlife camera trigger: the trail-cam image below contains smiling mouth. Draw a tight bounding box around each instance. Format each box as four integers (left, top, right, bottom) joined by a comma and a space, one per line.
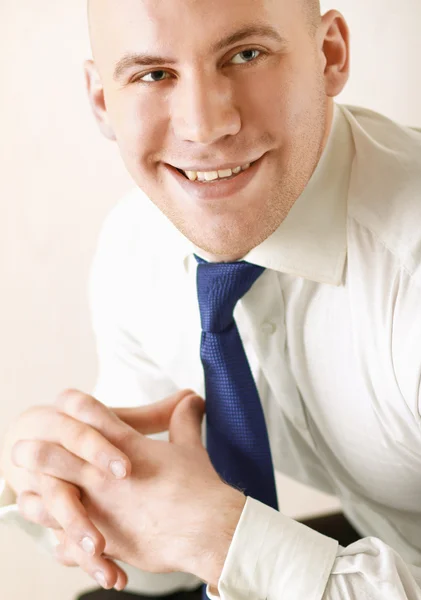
175, 161, 255, 183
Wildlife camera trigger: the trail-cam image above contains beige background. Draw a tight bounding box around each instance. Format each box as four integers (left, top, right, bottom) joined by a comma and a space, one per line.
1, 0, 420, 598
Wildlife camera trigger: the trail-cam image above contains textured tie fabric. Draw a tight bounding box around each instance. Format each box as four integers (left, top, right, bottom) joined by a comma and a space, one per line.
195, 255, 279, 599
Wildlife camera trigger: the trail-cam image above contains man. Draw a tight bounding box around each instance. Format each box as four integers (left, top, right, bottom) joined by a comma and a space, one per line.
1, 0, 421, 598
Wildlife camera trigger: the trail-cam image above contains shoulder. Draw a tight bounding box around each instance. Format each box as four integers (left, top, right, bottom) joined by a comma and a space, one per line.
340, 104, 421, 285
92, 186, 187, 272
94, 187, 166, 256
88, 186, 191, 319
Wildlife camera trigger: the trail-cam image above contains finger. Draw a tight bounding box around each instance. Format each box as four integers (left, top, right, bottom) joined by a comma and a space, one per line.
29, 402, 132, 480
40, 475, 106, 557
113, 566, 129, 592
51, 529, 79, 566
55, 389, 138, 462
53, 543, 79, 567
113, 389, 199, 434
169, 394, 206, 448
12, 440, 87, 487
54, 534, 128, 591
17, 491, 62, 529
9, 468, 43, 496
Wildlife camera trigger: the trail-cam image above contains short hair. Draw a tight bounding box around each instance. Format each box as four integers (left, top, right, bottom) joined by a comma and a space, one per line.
302, 0, 322, 36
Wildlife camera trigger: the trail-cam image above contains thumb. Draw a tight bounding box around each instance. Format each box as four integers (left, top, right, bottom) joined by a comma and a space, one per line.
112, 389, 197, 435
169, 394, 206, 448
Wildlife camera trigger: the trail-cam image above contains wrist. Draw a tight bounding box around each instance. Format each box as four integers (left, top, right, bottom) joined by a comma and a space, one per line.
192, 484, 246, 588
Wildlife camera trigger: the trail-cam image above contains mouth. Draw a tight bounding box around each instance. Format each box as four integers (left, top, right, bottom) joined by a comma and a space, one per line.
165, 154, 265, 202
175, 161, 255, 183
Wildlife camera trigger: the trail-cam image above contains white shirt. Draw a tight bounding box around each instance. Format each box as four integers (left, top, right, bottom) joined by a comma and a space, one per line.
2, 102, 421, 599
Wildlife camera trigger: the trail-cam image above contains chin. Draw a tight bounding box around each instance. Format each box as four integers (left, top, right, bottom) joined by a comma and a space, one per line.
188, 228, 262, 262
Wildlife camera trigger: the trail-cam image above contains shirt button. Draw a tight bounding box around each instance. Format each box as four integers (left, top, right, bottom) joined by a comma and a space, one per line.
261, 322, 276, 334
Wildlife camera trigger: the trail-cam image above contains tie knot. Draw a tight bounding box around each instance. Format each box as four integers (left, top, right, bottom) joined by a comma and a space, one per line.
195, 255, 265, 333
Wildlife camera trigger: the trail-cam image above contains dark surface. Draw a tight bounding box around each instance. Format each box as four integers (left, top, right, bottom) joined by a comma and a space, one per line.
297, 510, 362, 548
77, 588, 203, 600
77, 511, 362, 599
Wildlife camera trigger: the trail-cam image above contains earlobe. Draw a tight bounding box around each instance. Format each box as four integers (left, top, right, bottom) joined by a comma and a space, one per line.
319, 10, 351, 98
84, 59, 116, 141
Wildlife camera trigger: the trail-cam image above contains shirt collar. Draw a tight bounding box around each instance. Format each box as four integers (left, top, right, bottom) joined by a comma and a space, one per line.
180, 102, 354, 286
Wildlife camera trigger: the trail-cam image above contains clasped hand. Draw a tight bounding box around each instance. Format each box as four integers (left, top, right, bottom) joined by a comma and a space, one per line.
0, 389, 245, 591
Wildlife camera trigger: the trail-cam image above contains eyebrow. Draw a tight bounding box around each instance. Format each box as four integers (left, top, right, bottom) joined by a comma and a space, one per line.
113, 24, 288, 81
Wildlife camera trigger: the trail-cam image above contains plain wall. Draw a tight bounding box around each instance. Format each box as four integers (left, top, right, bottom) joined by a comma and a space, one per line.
1, 1, 420, 598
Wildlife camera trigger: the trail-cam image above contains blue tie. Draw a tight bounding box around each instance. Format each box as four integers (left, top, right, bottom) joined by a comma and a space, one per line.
195, 256, 279, 598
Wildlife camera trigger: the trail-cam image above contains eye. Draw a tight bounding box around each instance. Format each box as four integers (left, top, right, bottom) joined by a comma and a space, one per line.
138, 70, 170, 83
230, 49, 261, 65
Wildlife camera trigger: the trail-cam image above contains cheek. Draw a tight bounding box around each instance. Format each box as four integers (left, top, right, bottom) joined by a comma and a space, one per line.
110, 92, 167, 169
238, 63, 315, 147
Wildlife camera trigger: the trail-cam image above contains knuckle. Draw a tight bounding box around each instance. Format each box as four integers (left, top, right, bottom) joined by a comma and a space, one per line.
112, 427, 134, 447
71, 395, 97, 419
53, 496, 92, 543
90, 468, 109, 493
41, 474, 67, 504
61, 510, 88, 540
174, 389, 194, 403
55, 388, 80, 406
37, 506, 56, 528
17, 492, 44, 524
56, 389, 91, 415
90, 445, 111, 470
31, 441, 51, 468
67, 420, 90, 448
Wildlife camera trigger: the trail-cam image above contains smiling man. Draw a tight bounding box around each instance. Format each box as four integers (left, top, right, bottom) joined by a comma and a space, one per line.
2, 0, 421, 599
85, 0, 337, 263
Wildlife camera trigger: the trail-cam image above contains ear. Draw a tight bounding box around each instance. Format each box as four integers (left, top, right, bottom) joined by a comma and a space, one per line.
84, 59, 116, 141
318, 10, 351, 98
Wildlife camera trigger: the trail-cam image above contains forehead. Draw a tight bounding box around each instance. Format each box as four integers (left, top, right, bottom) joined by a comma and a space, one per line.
89, 0, 300, 62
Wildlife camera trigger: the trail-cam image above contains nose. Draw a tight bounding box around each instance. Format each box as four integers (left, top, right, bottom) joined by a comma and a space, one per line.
170, 72, 241, 144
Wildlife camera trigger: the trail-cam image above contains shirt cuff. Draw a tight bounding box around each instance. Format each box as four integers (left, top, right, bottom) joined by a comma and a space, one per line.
212, 496, 339, 600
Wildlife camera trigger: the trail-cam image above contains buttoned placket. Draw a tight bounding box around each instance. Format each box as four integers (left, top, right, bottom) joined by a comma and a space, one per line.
235, 269, 318, 453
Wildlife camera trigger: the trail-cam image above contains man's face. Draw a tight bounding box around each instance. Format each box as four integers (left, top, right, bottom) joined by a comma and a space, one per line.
88, 0, 333, 260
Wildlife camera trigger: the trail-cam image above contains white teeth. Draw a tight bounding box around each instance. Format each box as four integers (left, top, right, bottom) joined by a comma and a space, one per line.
218, 169, 233, 178
182, 162, 252, 182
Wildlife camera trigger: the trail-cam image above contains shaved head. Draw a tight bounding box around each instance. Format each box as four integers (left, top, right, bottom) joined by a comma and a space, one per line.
88, 0, 321, 37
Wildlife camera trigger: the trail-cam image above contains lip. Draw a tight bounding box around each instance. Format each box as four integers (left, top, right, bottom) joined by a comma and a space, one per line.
165, 154, 265, 202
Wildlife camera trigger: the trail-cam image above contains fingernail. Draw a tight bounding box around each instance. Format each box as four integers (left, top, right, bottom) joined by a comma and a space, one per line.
81, 536, 95, 555
110, 460, 127, 479
94, 571, 108, 588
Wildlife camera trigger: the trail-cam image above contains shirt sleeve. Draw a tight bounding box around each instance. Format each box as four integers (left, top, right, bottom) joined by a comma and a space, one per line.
207, 269, 421, 600
85, 203, 203, 594
206, 497, 421, 600
390, 268, 421, 436
87, 199, 181, 415
0, 202, 202, 596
